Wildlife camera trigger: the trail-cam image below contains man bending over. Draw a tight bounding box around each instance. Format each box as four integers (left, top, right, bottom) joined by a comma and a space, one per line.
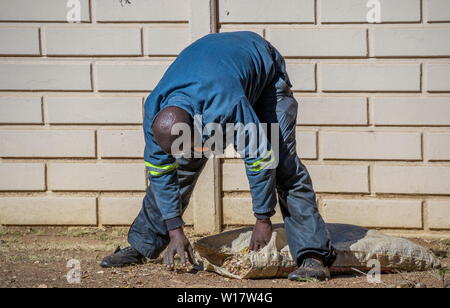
101, 32, 336, 281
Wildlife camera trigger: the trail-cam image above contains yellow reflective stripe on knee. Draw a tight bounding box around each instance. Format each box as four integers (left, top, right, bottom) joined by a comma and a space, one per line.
144, 161, 179, 176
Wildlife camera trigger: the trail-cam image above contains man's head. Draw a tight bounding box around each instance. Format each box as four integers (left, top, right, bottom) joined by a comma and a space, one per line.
152, 106, 194, 155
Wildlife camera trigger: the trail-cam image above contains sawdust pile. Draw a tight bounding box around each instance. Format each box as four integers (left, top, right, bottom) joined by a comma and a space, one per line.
222, 247, 252, 276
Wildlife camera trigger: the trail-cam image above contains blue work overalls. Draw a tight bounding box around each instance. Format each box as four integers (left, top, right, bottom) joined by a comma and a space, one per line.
128, 32, 335, 266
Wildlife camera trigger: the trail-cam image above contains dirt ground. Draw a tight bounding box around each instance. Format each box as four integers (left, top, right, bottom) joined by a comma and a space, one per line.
0, 226, 448, 289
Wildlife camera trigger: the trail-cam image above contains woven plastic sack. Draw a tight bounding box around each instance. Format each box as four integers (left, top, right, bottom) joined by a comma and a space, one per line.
194, 224, 441, 279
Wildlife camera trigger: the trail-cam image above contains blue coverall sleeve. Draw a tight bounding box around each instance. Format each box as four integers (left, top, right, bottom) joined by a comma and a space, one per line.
144, 128, 182, 230
225, 97, 278, 219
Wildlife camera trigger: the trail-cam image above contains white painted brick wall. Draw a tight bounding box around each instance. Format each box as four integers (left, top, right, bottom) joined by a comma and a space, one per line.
46, 97, 143, 124
99, 197, 142, 225
373, 28, 450, 57
0, 130, 95, 158
286, 63, 316, 91
95, 0, 189, 22
222, 163, 370, 193
322, 131, 422, 160
222, 198, 284, 225
0, 97, 42, 124
321, 64, 421, 92
0, 27, 40, 55
48, 163, 146, 191
45, 26, 143, 56
427, 0, 450, 23
296, 130, 317, 159
322, 199, 423, 228
427, 64, 450, 92
0, 0, 90, 22
426, 133, 450, 161
220, 26, 265, 37
99, 130, 145, 158
222, 163, 248, 192
298, 97, 368, 126
0, 197, 97, 225
308, 165, 370, 193
219, 0, 315, 23
321, 0, 421, 23
145, 26, 190, 56
373, 166, 450, 195
373, 98, 450, 126
0, 63, 92, 91
0, 164, 46, 191
0, 1, 449, 236
269, 28, 368, 57
427, 201, 450, 230
96, 62, 170, 92
222, 130, 318, 159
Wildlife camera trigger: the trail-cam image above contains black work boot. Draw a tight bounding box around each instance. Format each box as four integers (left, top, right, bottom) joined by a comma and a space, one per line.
100, 246, 146, 268
288, 257, 331, 282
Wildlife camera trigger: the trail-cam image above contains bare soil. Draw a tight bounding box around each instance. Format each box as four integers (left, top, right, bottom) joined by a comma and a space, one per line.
0, 226, 448, 289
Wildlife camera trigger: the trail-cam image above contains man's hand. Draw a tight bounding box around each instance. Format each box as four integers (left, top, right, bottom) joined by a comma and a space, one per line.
163, 227, 195, 270
249, 219, 273, 251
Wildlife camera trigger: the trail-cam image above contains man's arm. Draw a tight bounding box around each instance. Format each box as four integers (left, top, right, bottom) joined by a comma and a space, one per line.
227, 97, 278, 218
226, 97, 277, 250
144, 129, 183, 230
144, 129, 195, 268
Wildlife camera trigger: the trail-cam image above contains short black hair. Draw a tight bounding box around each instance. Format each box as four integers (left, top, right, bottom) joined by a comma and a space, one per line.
152, 106, 194, 155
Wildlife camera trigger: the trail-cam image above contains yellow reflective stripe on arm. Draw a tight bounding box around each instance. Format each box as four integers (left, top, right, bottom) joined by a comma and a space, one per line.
247, 150, 274, 172
248, 157, 275, 172
248, 150, 273, 167
145, 161, 179, 171
148, 169, 177, 176
145, 161, 179, 176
